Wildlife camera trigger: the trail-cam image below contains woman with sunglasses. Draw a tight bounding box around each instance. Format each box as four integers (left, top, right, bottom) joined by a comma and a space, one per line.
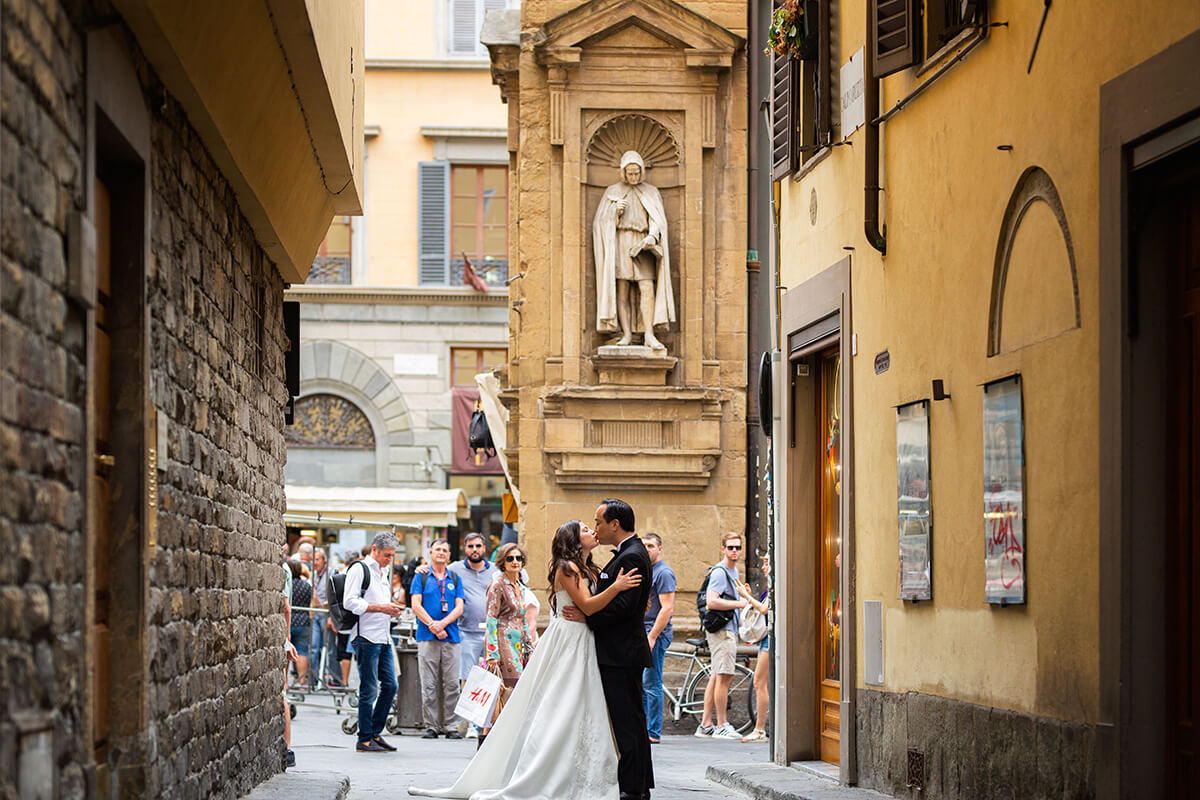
478, 543, 534, 747
410, 520, 641, 799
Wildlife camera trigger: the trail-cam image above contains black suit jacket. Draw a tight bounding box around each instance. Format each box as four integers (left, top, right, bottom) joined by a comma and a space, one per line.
588, 535, 653, 668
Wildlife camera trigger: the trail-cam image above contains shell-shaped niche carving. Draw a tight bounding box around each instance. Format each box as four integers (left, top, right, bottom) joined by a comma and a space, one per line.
587, 114, 680, 168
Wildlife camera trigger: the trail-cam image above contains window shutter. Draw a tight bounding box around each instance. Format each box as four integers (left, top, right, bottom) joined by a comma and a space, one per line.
770, 52, 798, 180
871, 0, 923, 78
418, 161, 450, 285
450, 0, 480, 55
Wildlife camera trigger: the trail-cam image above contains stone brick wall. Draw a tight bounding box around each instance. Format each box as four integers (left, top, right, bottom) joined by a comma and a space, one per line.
855, 688, 1097, 800
1, 0, 90, 796
2, 2, 290, 797
146, 87, 289, 799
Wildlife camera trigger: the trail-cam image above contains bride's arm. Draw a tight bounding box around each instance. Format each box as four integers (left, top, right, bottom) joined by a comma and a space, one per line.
558, 563, 641, 616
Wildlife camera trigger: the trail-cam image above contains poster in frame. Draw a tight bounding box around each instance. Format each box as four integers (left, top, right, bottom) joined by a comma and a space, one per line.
982, 374, 1026, 605
897, 400, 933, 601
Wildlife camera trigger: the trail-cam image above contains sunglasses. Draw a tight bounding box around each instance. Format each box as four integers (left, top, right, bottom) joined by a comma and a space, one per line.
725, 545, 743, 551
505, 555, 525, 564
466, 543, 485, 549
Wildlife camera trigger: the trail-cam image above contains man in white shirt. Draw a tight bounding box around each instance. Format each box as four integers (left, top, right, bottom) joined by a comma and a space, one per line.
343, 532, 403, 753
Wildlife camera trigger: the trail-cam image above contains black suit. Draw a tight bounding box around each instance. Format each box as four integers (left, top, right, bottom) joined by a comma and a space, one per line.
588, 535, 654, 797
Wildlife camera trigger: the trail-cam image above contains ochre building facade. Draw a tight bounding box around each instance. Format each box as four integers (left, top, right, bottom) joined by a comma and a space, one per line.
765, 0, 1200, 797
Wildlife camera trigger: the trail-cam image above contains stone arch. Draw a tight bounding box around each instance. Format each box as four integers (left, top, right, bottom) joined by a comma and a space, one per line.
297, 340, 413, 486
988, 167, 1081, 355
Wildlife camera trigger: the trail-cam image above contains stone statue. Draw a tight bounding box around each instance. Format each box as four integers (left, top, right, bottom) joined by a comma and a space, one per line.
592, 151, 675, 351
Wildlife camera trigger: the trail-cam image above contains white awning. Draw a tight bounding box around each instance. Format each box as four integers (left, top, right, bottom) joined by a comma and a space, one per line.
284, 486, 470, 528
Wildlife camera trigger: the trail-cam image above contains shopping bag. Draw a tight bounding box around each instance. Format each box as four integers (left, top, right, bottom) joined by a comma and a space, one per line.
454, 665, 502, 727
489, 683, 514, 726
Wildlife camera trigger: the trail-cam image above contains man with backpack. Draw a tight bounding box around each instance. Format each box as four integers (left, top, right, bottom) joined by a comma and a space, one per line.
332, 532, 403, 753
694, 531, 749, 740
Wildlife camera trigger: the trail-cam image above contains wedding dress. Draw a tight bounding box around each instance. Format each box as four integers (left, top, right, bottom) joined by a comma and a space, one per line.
408, 591, 619, 800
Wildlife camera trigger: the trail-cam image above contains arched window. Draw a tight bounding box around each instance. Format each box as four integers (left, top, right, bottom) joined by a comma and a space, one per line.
284, 394, 377, 486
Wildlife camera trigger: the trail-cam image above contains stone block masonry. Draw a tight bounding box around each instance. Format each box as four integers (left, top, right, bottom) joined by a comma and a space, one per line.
855, 689, 1097, 800
2, 1, 291, 797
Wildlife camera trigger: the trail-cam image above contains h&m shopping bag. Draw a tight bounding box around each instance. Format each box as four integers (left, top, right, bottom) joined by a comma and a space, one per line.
454, 665, 502, 728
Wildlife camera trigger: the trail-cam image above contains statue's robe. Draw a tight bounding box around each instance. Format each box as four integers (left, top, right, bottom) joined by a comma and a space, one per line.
592, 180, 676, 335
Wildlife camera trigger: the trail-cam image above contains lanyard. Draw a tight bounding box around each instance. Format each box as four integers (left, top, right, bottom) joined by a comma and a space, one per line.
432, 570, 451, 613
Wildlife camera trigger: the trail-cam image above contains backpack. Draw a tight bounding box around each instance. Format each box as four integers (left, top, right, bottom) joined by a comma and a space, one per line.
468, 408, 496, 457
696, 566, 737, 633
327, 560, 371, 632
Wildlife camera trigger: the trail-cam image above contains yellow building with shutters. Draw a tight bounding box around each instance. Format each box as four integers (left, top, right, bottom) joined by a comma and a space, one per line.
761, 0, 1200, 797
284, 1, 515, 554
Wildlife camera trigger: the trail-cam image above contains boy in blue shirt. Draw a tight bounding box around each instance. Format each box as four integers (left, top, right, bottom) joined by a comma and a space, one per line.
411, 538, 464, 738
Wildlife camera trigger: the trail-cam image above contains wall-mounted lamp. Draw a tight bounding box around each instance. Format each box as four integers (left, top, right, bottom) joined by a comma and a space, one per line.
932, 379, 951, 401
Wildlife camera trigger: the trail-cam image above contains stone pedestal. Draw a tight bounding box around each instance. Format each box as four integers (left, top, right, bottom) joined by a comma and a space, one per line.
593, 345, 677, 385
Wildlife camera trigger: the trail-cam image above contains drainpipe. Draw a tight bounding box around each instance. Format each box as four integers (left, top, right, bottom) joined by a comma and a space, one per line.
864, 44, 886, 255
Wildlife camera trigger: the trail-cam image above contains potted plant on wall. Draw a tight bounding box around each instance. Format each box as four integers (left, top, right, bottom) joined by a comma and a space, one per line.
766, 0, 818, 60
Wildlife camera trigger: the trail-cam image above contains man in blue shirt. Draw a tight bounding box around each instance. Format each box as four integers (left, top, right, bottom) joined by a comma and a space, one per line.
411, 538, 465, 739
641, 532, 676, 743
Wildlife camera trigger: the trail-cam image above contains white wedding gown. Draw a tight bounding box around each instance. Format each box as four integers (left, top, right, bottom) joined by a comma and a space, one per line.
408, 591, 619, 800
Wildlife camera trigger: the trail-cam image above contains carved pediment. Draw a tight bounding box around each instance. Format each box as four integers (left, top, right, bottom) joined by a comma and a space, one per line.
534, 0, 744, 69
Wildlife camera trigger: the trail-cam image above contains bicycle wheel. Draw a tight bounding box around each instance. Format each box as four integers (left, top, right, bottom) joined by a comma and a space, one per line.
684, 663, 756, 734
681, 667, 710, 719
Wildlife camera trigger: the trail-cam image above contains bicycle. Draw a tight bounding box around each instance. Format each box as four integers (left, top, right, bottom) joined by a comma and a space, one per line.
662, 637, 757, 734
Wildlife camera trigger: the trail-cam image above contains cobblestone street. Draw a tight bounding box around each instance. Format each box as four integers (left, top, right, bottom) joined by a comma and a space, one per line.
286, 702, 765, 799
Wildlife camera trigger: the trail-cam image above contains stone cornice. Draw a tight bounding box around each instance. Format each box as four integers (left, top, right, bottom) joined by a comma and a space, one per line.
285, 285, 509, 306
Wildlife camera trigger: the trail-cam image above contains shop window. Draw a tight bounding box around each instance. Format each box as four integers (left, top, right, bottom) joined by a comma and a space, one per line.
451, 347, 507, 387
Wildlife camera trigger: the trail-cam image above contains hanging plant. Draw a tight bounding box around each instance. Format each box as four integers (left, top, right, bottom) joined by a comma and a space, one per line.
766, 0, 817, 60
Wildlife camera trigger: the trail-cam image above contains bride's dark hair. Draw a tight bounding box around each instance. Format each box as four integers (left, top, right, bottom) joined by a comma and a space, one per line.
547, 520, 598, 612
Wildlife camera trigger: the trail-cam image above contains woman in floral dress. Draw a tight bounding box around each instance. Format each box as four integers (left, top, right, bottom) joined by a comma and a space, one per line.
480, 543, 534, 747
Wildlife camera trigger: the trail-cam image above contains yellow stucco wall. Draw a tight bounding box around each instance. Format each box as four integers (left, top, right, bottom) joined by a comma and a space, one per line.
351, 1, 508, 286
777, 0, 1200, 724
363, 70, 508, 285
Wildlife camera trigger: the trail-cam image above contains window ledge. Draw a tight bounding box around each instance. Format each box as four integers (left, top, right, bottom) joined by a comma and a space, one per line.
916, 26, 984, 78
793, 146, 833, 182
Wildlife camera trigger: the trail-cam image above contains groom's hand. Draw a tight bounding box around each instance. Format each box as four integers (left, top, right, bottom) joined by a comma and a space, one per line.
560, 606, 586, 623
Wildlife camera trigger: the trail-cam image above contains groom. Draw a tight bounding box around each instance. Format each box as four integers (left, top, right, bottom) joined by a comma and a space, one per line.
565, 498, 655, 799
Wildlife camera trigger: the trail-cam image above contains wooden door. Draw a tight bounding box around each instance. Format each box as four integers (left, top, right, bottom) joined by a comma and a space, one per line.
92, 176, 112, 757
816, 347, 841, 763
1165, 160, 1199, 798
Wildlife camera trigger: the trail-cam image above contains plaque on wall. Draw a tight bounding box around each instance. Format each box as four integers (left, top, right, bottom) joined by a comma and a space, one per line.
897, 400, 932, 601
982, 375, 1026, 605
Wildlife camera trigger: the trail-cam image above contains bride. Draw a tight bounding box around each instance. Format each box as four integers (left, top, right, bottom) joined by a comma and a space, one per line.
408, 521, 642, 800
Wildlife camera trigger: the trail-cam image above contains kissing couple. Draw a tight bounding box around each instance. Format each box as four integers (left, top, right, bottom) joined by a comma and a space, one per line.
409, 498, 655, 800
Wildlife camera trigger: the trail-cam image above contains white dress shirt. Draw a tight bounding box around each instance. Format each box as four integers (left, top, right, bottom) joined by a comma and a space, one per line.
342, 557, 393, 644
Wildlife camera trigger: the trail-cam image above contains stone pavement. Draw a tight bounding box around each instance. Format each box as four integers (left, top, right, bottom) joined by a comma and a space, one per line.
256, 700, 769, 798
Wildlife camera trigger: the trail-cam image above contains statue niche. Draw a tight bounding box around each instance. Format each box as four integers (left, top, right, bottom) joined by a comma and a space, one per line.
585, 114, 681, 372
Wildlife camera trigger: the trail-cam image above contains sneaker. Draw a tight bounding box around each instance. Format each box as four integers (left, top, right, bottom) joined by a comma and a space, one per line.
373, 736, 397, 751
466, 726, 479, 739
421, 729, 439, 739
693, 724, 714, 738
445, 731, 463, 740
712, 724, 741, 740
356, 739, 388, 752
